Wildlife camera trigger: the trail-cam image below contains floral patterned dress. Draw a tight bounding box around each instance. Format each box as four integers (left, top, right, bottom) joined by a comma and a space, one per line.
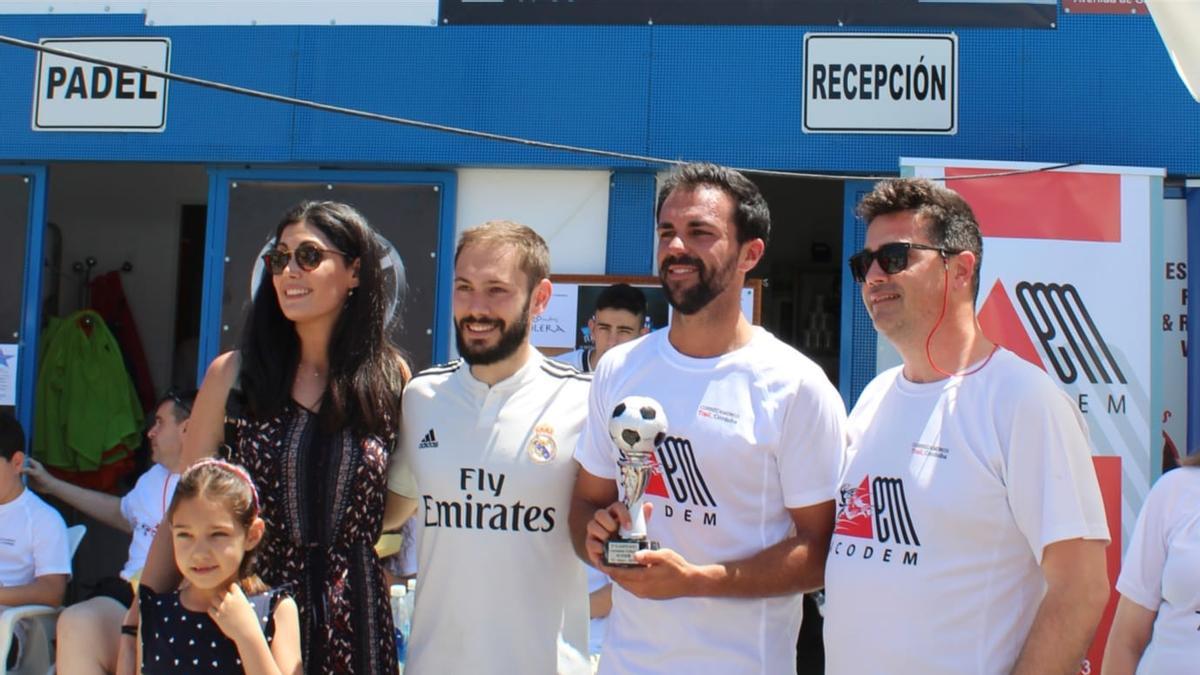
225, 400, 398, 675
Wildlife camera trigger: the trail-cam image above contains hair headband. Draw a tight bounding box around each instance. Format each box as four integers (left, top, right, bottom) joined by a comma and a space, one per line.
189, 458, 260, 515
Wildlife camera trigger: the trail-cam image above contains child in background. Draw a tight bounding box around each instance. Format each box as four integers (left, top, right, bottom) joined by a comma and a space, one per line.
0, 412, 70, 670
138, 460, 300, 674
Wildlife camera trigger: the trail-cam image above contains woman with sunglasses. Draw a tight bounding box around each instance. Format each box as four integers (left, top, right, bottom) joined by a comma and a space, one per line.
134, 201, 410, 675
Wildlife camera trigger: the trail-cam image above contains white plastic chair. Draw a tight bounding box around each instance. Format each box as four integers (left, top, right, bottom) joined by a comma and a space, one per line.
0, 524, 86, 675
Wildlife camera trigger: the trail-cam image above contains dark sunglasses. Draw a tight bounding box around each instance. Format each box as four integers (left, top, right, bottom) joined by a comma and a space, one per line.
262, 242, 347, 275
848, 242, 956, 284
163, 389, 193, 418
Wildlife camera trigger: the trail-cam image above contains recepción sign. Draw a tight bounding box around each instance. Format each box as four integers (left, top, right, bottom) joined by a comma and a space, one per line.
33, 38, 171, 132
804, 33, 957, 134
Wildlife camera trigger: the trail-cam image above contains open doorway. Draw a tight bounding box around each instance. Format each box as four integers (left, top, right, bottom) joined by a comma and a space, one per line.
749, 175, 845, 386
45, 162, 208, 408
37, 162, 208, 597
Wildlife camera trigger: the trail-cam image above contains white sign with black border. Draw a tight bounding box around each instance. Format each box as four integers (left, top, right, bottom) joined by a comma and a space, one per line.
33, 37, 170, 132
804, 33, 957, 134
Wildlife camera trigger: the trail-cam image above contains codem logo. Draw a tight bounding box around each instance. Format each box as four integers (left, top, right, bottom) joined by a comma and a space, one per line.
833, 476, 921, 566
644, 436, 718, 508
979, 280, 1126, 386
835, 476, 920, 546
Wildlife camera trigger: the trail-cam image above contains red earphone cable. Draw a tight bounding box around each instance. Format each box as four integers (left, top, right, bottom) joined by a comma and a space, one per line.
924, 265, 998, 378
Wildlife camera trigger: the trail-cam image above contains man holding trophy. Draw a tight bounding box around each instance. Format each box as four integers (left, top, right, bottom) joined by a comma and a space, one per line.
569, 163, 847, 674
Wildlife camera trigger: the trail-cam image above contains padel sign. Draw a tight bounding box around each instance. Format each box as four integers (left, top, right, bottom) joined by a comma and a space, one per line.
33, 38, 170, 132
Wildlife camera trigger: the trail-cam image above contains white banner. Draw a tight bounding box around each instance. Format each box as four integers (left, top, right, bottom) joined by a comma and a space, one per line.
1161, 196, 1187, 470
899, 158, 1165, 543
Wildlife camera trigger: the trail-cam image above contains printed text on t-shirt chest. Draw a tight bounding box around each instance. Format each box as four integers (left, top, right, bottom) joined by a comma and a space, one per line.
422, 467, 557, 533
911, 442, 949, 460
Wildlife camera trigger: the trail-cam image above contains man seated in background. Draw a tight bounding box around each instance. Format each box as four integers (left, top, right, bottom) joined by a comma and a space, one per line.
0, 411, 70, 670
23, 391, 192, 675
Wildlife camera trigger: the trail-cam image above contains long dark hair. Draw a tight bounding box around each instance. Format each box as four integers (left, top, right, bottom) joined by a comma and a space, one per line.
238, 201, 409, 438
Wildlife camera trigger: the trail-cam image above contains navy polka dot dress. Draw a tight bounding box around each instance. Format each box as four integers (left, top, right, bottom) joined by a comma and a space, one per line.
139, 584, 286, 673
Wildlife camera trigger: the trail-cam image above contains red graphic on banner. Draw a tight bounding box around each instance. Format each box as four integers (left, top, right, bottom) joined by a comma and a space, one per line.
978, 280, 1045, 371
834, 476, 875, 539
946, 168, 1121, 242
1082, 456, 1122, 675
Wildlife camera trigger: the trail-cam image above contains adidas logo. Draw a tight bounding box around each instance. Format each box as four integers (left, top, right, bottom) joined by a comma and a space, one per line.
419, 429, 439, 449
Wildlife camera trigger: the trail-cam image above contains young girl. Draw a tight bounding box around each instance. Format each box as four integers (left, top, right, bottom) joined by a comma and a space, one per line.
138, 460, 301, 674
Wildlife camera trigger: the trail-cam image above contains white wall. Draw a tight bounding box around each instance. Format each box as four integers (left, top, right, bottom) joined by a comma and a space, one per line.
451, 169, 610, 358
46, 162, 208, 397
455, 169, 610, 274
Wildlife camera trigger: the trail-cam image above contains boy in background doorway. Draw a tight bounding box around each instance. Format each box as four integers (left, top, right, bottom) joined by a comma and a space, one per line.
557, 283, 649, 374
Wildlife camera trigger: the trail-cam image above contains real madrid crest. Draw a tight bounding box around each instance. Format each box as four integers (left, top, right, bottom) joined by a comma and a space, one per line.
527, 423, 557, 464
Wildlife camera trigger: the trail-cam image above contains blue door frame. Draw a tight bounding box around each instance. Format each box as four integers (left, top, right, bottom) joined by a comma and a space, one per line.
838, 179, 879, 410
1187, 185, 1200, 461
1, 165, 48, 443
199, 168, 458, 382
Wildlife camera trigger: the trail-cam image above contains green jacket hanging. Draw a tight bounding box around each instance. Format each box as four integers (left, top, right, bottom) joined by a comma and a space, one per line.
34, 311, 144, 471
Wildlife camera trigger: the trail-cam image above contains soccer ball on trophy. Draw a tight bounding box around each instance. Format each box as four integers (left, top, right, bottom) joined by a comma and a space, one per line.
608, 396, 669, 457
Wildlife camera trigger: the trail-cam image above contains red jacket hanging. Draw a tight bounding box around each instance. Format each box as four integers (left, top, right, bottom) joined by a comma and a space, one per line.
89, 270, 156, 412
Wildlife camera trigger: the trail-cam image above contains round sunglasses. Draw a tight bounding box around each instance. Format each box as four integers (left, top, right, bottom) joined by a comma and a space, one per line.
262, 242, 347, 275
848, 242, 957, 283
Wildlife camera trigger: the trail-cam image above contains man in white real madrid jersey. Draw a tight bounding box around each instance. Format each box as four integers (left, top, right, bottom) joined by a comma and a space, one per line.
824, 178, 1110, 675
384, 220, 591, 674
569, 163, 847, 674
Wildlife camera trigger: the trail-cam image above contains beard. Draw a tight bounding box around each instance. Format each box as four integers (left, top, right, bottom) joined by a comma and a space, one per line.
455, 293, 533, 366
659, 253, 737, 315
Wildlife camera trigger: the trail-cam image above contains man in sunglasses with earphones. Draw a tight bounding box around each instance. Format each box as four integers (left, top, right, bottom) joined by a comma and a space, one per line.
822, 178, 1110, 675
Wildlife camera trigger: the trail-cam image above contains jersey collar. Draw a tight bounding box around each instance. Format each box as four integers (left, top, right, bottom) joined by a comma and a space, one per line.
457, 348, 547, 394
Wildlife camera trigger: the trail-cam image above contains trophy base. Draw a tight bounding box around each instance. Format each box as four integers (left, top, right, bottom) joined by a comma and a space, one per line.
604, 537, 660, 567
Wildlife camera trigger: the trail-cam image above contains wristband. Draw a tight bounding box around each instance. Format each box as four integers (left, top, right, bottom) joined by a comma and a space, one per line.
120, 625, 138, 637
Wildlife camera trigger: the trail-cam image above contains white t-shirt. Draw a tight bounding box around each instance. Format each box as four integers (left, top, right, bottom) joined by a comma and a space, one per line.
554, 348, 594, 373
823, 349, 1110, 675
119, 464, 179, 580
0, 488, 71, 588
574, 328, 846, 675
388, 354, 591, 675
1115, 466, 1200, 675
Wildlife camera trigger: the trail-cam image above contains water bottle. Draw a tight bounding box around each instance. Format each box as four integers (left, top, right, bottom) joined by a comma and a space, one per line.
390, 584, 409, 670
403, 579, 416, 640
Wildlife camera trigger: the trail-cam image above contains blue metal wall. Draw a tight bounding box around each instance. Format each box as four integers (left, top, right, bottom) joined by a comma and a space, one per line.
0, 13, 1194, 174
